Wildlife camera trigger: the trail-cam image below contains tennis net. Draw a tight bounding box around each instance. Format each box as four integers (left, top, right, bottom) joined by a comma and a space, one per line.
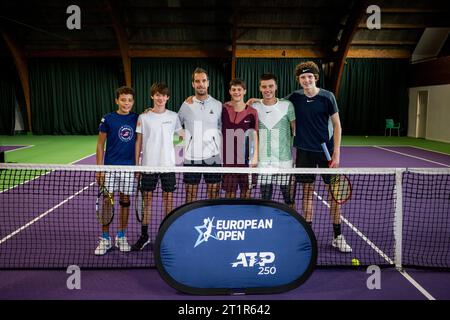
0, 164, 448, 269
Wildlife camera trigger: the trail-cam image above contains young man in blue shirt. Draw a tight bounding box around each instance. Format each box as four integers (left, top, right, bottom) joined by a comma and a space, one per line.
287, 61, 352, 253
95, 86, 138, 255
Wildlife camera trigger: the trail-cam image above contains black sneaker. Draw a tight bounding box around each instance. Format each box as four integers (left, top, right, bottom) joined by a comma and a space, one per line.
131, 235, 151, 251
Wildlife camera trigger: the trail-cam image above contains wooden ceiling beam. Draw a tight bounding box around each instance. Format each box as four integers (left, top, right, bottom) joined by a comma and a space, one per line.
129, 49, 228, 58
237, 23, 340, 29
106, 0, 131, 87
28, 50, 121, 57
235, 48, 326, 58
381, 8, 445, 14
352, 40, 417, 45
25, 47, 411, 59
0, 30, 32, 132
129, 22, 231, 28
347, 48, 411, 58
332, 0, 370, 96
130, 40, 229, 46
236, 40, 319, 45
357, 23, 426, 29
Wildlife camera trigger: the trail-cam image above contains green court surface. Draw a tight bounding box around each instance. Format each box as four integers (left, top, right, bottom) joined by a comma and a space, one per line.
0, 135, 97, 164
1, 135, 449, 165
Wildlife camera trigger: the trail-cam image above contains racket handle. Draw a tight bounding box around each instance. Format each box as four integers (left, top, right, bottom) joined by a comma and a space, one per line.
320, 143, 332, 161
321, 143, 333, 168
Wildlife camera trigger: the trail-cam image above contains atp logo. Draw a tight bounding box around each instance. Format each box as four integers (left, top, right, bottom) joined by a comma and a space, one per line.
194, 217, 217, 247
231, 252, 277, 275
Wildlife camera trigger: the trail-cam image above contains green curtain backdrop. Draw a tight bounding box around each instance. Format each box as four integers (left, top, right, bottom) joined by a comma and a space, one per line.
0, 61, 17, 135
235, 58, 324, 100
132, 58, 226, 112
338, 58, 409, 135
24, 57, 409, 136
29, 58, 120, 134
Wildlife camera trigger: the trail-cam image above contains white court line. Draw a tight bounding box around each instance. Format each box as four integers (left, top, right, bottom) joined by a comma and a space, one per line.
399, 270, 436, 300
314, 191, 393, 264
406, 145, 450, 157
0, 182, 95, 245
374, 146, 450, 167
69, 153, 95, 164
314, 191, 436, 300
0, 153, 96, 194
0, 170, 52, 194
4, 145, 35, 152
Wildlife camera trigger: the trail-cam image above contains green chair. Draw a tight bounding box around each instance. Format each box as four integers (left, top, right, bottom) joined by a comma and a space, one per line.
385, 119, 400, 136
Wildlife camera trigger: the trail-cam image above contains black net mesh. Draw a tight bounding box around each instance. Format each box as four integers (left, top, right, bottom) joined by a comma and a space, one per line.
0, 164, 448, 269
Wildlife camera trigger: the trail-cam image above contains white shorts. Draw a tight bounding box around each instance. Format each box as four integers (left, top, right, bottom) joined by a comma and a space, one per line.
257, 160, 293, 186
104, 171, 136, 196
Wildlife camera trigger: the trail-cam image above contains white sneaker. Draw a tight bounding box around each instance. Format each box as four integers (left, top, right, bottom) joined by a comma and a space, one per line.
115, 235, 131, 252
332, 234, 352, 253
94, 237, 112, 255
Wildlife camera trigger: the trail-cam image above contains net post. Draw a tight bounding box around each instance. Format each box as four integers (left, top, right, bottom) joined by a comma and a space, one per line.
394, 169, 404, 271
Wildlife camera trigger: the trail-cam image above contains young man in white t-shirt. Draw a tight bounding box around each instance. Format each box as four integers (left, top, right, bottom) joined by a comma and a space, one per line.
132, 82, 183, 251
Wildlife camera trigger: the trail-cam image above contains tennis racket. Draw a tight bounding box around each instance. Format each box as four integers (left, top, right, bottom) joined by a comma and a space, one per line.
320, 143, 352, 205
95, 184, 114, 226
135, 177, 145, 223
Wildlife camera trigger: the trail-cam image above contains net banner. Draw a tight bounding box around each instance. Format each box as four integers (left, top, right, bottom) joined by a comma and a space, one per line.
155, 199, 317, 295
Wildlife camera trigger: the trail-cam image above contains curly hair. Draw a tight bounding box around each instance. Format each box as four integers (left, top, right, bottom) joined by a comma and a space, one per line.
295, 61, 320, 81
115, 86, 135, 99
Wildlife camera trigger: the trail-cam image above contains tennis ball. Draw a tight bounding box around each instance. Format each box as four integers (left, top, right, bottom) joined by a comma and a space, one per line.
351, 258, 360, 266
365, 136, 368, 138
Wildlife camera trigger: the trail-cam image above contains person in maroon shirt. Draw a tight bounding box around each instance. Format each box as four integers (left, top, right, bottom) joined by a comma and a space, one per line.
221, 79, 259, 199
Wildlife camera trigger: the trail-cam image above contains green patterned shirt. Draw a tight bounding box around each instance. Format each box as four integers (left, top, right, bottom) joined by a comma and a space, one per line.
251, 99, 295, 163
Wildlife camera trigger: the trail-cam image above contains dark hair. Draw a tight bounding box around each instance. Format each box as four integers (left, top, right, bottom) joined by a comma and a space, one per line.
259, 73, 277, 85
115, 86, 135, 99
229, 78, 246, 90
192, 67, 209, 82
295, 61, 320, 81
150, 82, 170, 97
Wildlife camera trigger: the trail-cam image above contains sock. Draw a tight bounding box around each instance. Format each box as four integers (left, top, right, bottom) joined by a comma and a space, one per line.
142, 225, 148, 237
333, 223, 341, 238
102, 232, 110, 240
117, 230, 125, 238
261, 184, 273, 200
280, 185, 294, 205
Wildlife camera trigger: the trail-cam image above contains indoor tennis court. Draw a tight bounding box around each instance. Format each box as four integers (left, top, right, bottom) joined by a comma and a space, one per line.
0, 0, 449, 306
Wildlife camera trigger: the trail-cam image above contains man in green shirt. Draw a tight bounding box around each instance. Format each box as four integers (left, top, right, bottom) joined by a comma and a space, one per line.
251, 73, 296, 207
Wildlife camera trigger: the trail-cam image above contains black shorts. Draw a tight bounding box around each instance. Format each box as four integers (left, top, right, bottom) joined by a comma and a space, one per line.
141, 173, 176, 193
295, 149, 333, 184
183, 156, 222, 185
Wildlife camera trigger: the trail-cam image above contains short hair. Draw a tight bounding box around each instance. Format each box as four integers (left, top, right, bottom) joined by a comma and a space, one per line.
150, 82, 170, 97
295, 61, 320, 81
259, 73, 277, 85
115, 86, 135, 99
229, 78, 246, 90
192, 67, 209, 82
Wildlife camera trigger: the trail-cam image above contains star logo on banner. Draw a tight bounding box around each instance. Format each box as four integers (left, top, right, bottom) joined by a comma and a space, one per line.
194, 217, 217, 247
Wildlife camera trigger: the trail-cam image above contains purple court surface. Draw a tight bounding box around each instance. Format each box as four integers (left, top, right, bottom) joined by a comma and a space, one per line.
0, 145, 28, 152
0, 146, 449, 300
